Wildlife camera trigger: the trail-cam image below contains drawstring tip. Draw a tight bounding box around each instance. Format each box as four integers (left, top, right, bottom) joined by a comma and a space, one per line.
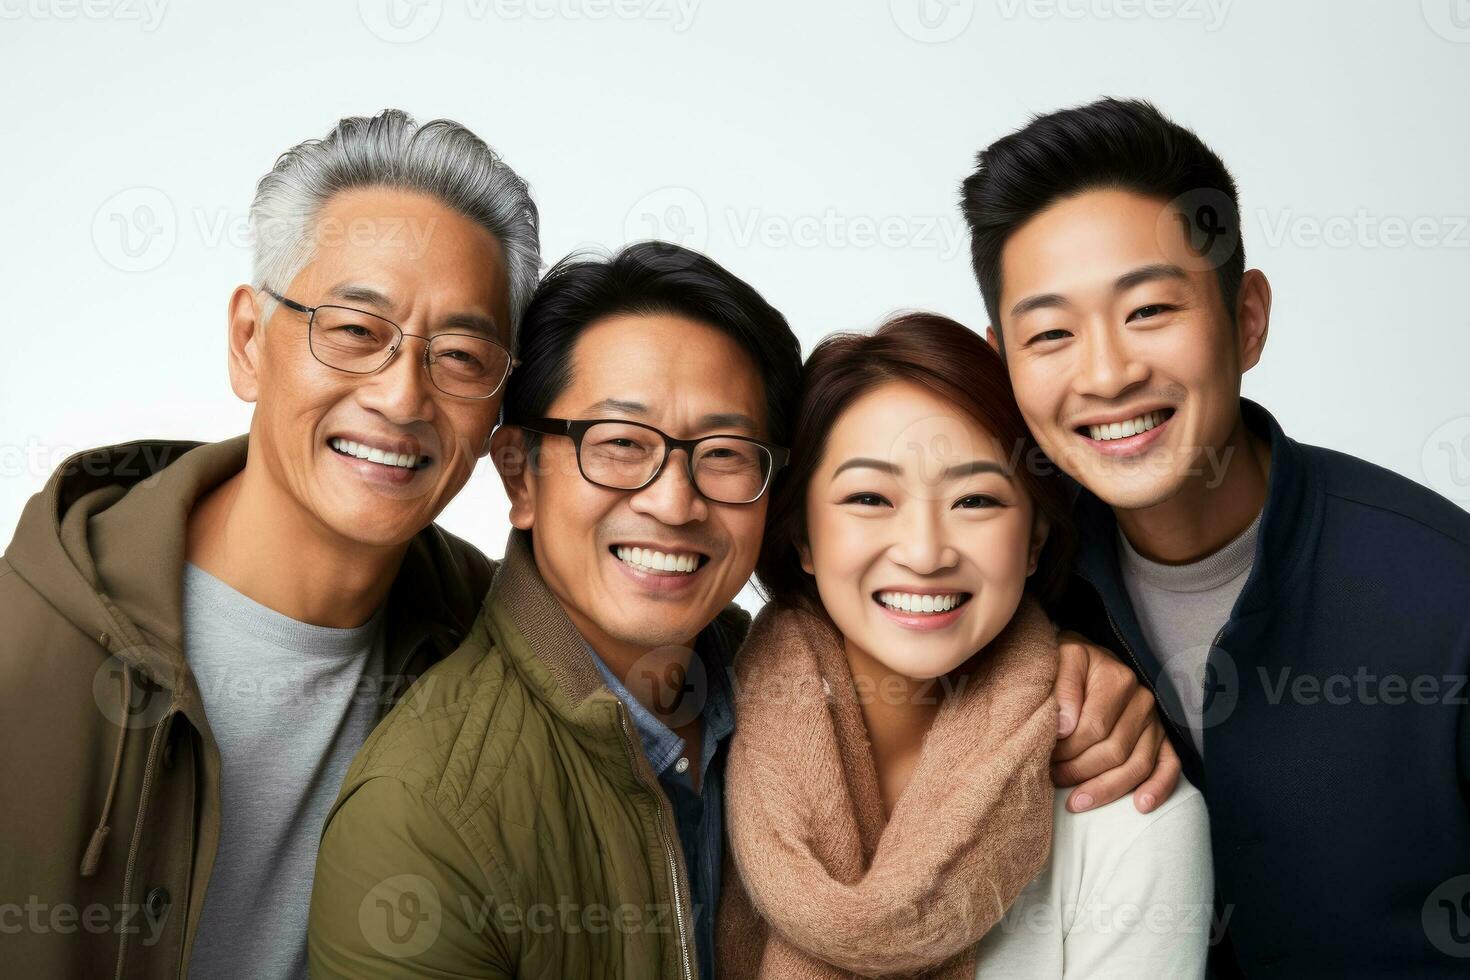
80, 825, 110, 877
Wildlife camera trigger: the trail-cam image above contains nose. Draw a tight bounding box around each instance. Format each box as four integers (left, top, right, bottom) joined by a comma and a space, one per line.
627, 448, 709, 527
356, 334, 436, 425
888, 503, 958, 576
1072, 320, 1147, 401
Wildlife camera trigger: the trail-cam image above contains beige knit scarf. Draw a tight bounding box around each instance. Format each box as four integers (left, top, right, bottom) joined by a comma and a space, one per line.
718, 596, 1060, 979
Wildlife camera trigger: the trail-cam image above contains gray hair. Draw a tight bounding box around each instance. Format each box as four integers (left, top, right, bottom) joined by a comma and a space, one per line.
249, 109, 540, 340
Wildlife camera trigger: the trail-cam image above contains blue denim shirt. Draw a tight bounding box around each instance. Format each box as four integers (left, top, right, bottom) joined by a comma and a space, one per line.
586, 628, 736, 980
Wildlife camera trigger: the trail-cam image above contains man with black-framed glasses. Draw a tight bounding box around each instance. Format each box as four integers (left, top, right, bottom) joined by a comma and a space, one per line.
0, 108, 538, 980
309, 241, 799, 980
516, 416, 790, 506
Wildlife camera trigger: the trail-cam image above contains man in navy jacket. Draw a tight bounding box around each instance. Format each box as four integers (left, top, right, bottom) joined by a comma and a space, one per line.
960, 97, 1470, 976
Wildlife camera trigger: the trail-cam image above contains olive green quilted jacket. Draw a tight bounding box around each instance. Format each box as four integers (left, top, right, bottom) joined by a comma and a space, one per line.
308, 528, 750, 979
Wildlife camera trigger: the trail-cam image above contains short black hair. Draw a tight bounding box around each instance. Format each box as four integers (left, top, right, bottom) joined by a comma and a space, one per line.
960, 97, 1245, 345
502, 240, 803, 452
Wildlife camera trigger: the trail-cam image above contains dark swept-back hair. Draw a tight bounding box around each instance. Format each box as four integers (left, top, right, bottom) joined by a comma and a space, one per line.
502, 241, 803, 451
756, 312, 1075, 618
960, 97, 1245, 347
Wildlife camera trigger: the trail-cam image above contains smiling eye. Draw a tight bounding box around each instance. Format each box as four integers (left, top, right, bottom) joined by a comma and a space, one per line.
843, 492, 890, 507
1030, 328, 1071, 344
955, 494, 1001, 509
1127, 304, 1173, 322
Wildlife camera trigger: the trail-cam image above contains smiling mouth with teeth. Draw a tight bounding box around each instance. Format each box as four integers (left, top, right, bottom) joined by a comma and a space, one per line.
328, 437, 431, 470
612, 545, 709, 576
1078, 408, 1175, 442
874, 591, 972, 615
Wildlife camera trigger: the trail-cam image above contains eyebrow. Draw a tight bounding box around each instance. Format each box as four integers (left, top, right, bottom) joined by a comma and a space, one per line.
1008, 263, 1191, 319
581, 398, 761, 434
941, 460, 1011, 480
1114, 262, 1189, 292
327, 282, 394, 309
325, 282, 502, 338
831, 458, 1010, 480
831, 457, 900, 478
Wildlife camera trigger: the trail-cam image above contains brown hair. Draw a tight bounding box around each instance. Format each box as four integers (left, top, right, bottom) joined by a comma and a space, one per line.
756, 312, 1075, 615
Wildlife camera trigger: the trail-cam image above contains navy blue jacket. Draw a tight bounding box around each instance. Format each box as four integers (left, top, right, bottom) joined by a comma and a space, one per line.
1060, 399, 1470, 977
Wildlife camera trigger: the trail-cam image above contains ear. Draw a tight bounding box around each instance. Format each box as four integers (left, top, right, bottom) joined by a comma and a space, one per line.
985, 325, 1001, 353
1234, 269, 1272, 373
226, 285, 265, 403
797, 539, 814, 577
491, 425, 536, 531
1026, 511, 1051, 578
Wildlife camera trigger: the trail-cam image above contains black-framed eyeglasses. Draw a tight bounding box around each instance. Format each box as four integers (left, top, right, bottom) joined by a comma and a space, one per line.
261, 286, 517, 400
518, 417, 790, 505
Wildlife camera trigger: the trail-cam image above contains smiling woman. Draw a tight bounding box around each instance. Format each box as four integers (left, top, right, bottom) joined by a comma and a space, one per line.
719, 312, 1212, 979
756, 312, 1074, 619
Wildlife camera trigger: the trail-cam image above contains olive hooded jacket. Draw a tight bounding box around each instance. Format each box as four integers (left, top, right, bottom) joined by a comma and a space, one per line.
0, 437, 493, 978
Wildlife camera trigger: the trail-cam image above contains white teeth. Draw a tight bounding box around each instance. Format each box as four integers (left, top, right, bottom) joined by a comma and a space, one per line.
1088, 411, 1167, 442
329, 437, 427, 470
877, 591, 965, 614
614, 546, 701, 575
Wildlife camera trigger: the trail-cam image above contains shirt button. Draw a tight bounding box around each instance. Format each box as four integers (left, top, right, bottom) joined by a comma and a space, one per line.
674, 757, 690, 775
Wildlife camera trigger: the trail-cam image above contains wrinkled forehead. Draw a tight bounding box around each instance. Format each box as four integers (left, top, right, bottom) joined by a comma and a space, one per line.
300, 188, 512, 336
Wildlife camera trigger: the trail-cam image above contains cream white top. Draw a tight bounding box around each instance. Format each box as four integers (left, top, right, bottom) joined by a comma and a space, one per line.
974, 781, 1213, 978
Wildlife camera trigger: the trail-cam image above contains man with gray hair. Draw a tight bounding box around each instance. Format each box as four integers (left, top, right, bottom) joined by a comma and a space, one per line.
0, 109, 539, 978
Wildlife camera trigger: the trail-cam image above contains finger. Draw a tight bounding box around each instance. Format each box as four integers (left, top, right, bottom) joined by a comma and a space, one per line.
1058, 687, 1158, 775
1053, 640, 1088, 738
1052, 656, 1134, 760
1063, 721, 1163, 812
1132, 735, 1183, 813
1053, 668, 1148, 763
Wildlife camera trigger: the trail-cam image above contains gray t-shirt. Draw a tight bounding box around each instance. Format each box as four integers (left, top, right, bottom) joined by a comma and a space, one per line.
1118, 513, 1260, 758
182, 562, 386, 980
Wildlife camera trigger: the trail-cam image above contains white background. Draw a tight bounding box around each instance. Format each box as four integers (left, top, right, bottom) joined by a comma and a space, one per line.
3, 0, 1469, 613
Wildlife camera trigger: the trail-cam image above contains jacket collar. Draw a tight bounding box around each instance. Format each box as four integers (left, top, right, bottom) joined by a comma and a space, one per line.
587, 631, 738, 781
1073, 398, 1321, 662
482, 528, 750, 741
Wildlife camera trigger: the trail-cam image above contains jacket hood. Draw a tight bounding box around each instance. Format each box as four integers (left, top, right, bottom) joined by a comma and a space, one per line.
4, 434, 493, 880
5, 438, 244, 683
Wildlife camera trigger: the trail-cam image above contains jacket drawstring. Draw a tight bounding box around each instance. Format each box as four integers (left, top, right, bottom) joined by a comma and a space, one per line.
80, 665, 130, 877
